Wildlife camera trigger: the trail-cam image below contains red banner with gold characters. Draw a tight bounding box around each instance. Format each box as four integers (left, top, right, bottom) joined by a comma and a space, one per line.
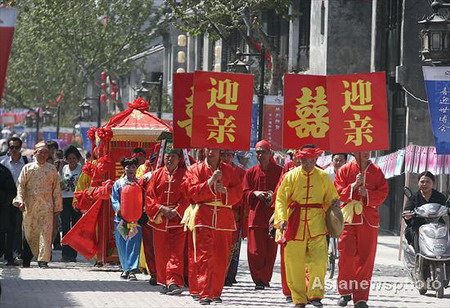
173, 73, 194, 148
0, 8, 18, 103
283, 74, 331, 150
327, 72, 389, 152
191, 71, 254, 150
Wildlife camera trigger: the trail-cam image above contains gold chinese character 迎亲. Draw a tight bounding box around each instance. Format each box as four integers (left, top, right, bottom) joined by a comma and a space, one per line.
287, 86, 329, 138
342, 80, 373, 112
177, 86, 193, 137
344, 113, 374, 146
207, 111, 237, 143
207, 78, 240, 110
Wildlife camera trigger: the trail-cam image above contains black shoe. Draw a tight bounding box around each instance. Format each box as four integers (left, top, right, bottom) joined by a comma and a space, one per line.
309, 299, 323, 307
232, 278, 238, 284
5, 259, 17, 266
337, 295, 352, 307
160, 286, 168, 294
355, 301, 369, 308
224, 278, 233, 286
166, 284, 182, 295
127, 272, 137, 281
255, 283, 265, 290
149, 275, 157, 286
120, 271, 129, 279
38, 261, 48, 268
212, 298, 222, 303
199, 298, 212, 305
192, 294, 200, 301
286, 296, 292, 302
94, 261, 103, 267
22, 261, 30, 268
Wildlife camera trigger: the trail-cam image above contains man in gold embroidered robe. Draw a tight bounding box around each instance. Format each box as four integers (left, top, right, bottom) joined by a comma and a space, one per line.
13, 142, 63, 268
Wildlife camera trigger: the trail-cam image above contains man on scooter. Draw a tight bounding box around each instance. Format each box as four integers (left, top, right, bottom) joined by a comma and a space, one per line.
403, 171, 448, 252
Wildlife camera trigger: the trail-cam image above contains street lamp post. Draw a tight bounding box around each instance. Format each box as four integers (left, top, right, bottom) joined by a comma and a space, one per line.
83, 96, 101, 127
228, 47, 266, 141
418, 0, 450, 65
137, 75, 164, 118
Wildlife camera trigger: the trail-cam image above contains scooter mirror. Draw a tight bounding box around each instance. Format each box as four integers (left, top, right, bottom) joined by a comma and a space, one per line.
403, 186, 413, 199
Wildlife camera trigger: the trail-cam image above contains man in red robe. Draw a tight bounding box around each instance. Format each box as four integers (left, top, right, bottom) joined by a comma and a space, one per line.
182, 148, 243, 305
220, 150, 246, 286
243, 140, 283, 290
334, 151, 388, 308
146, 148, 188, 295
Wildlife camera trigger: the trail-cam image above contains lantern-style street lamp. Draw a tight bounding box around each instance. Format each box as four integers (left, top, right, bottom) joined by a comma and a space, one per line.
419, 0, 450, 64
80, 100, 93, 121
42, 110, 54, 126
137, 76, 163, 118
228, 47, 266, 141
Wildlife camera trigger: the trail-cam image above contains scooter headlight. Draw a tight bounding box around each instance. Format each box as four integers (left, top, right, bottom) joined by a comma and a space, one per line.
435, 227, 448, 238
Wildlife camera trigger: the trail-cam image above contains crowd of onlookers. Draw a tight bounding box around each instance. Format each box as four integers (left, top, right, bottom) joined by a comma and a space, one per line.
0, 137, 85, 266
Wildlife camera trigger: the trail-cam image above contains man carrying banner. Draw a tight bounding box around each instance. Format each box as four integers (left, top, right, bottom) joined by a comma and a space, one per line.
220, 150, 246, 286
243, 140, 282, 290
275, 146, 339, 308
334, 151, 388, 308
182, 148, 243, 305
145, 148, 188, 295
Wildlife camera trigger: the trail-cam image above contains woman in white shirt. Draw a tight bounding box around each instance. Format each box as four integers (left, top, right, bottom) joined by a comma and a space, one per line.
60, 145, 83, 262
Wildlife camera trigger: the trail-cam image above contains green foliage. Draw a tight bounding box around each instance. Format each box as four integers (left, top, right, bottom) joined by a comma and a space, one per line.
163, 0, 293, 94
4, 0, 157, 125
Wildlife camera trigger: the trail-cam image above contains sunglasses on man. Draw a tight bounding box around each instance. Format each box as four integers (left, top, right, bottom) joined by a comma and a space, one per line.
9, 145, 21, 150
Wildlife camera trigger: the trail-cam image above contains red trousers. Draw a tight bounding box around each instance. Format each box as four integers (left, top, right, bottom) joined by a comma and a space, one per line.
247, 227, 278, 285
193, 227, 233, 300
338, 223, 378, 303
153, 228, 186, 287
141, 224, 156, 275
187, 230, 199, 296
280, 244, 291, 296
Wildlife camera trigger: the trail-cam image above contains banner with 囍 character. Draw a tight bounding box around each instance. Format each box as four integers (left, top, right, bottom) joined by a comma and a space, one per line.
173, 73, 194, 148
327, 72, 389, 153
191, 71, 254, 150
283, 74, 330, 150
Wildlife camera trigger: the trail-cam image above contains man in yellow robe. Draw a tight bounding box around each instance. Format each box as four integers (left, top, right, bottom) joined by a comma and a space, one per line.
275, 146, 339, 308
13, 142, 63, 268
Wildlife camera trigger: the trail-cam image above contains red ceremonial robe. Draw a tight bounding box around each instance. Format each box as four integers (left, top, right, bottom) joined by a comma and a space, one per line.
146, 166, 188, 287
243, 160, 283, 286
183, 160, 243, 300
334, 160, 388, 304
139, 173, 157, 277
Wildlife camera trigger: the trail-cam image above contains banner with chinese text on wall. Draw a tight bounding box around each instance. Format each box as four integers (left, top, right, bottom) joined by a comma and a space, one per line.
264, 96, 283, 150
423, 66, 450, 154
173, 73, 194, 148
191, 71, 254, 150
0, 8, 18, 103
327, 72, 389, 153
283, 75, 330, 150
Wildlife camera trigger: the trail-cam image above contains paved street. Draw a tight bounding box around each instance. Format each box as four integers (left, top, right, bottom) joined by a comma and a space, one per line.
0, 236, 448, 307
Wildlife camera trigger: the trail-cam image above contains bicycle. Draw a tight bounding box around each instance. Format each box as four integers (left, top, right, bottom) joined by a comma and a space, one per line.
327, 236, 339, 279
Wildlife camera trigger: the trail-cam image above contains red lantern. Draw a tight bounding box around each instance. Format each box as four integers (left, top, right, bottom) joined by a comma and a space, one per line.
100, 83, 107, 90
100, 94, 107, 103
100, 71, 107, 81
110, 91, 116, 100
120, 183, 143, 223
